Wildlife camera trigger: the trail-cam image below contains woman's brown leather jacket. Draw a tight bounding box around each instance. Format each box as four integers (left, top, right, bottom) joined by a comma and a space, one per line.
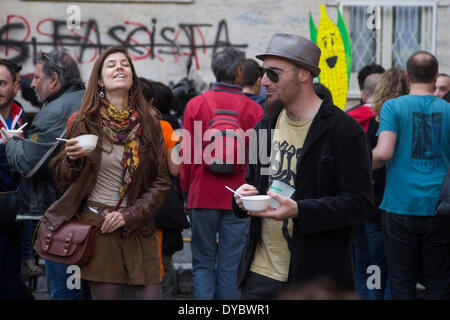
41, 124, 171, 235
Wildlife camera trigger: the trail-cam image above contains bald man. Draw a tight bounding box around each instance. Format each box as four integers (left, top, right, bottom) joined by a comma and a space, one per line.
373, 51, 450, 299
347, 73, 382, 131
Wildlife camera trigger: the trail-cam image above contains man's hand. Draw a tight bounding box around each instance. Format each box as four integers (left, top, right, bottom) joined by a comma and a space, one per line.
234, 184, 259, 210
1, 128, 12, 145
247, 191, 298, 221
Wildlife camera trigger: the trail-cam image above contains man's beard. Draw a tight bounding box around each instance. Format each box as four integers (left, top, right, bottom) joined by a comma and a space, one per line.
264, 98, 284, 117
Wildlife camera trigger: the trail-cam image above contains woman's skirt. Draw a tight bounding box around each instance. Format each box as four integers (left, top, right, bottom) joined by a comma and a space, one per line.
78, 204, 162, 286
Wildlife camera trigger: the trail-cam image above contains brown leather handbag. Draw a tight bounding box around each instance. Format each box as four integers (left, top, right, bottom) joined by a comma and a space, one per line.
36, 217, 98, 267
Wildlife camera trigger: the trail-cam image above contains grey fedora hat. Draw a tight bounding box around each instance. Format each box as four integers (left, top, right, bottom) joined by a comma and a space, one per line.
256, 33, 321, 77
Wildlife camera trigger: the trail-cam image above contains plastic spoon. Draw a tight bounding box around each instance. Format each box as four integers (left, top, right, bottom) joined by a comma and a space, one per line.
225, 186, 244, 198
17, 122, 28, 131
56, 138, 70, 142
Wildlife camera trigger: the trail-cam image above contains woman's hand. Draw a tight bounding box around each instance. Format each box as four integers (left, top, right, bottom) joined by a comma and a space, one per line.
234, 184, 259, 210
101, 211, 125, 234
65, 138, 89, 160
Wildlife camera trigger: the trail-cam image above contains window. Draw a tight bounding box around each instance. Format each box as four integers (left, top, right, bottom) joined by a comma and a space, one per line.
335, 0, 437, 98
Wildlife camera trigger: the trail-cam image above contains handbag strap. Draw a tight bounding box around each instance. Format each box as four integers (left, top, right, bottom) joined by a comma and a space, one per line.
25, 129, 67, 179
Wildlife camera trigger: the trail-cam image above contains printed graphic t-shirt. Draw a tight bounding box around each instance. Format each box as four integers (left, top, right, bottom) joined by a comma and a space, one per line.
377, 95, 450, 216
250, 109, 312, 282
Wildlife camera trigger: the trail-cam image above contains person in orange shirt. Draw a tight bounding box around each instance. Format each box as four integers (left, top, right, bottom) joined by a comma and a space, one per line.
140, 77, 188, 300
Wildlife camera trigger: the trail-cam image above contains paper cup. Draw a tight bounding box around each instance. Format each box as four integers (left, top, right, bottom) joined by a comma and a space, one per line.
268, 180, 295, 209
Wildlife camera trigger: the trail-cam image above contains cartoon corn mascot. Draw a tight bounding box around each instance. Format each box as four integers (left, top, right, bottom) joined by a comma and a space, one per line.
310, 4, 352, 109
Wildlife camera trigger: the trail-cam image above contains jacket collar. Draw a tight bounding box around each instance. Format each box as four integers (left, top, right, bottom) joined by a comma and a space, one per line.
301, 94, 333, 155
43, 83, 85, 105
0, 101, 23, 130
211, 82, 243, 94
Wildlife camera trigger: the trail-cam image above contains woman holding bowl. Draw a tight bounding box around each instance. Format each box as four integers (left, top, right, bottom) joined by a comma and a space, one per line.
43, 46, 171, 300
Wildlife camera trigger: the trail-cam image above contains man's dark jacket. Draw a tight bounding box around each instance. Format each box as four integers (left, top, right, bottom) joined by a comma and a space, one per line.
232, 96, 374, 291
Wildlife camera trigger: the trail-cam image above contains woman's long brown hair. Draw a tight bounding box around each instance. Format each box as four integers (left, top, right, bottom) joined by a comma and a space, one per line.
51, 46, 163, 187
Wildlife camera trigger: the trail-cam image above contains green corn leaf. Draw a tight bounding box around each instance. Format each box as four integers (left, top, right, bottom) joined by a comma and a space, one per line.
309, 10, 319, 82
337, 8, 352, 84
309, 11, 318, 44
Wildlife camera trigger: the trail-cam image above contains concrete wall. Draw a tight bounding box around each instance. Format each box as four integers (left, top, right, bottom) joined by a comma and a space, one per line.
436, 2, 450, 72
1, 0, 449, 112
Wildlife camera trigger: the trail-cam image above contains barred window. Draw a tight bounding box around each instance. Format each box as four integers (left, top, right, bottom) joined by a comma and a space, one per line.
336, 0, 437, 98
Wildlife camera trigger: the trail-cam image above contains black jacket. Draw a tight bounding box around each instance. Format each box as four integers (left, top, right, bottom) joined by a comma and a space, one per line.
232, 96, 374, 291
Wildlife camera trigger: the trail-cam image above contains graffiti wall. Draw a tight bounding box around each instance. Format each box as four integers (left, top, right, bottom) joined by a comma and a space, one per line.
1, 15, 247, 74
1, 0, 312, 95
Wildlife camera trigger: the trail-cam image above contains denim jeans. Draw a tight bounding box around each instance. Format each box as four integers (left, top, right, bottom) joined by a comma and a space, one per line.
45, 260, 91, 300
189, 209, 249, 300
383, 212, 450, 300
19, 220, 37, 261
353, 220, 390, 300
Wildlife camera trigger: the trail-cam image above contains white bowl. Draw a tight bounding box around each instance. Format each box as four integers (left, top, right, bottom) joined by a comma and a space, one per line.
75, 134, 98, 151
6, 129, 23, 137
242, 195, 271, 212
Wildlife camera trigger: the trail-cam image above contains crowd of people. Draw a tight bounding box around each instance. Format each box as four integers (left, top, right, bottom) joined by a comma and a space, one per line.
0, 31, 449, 301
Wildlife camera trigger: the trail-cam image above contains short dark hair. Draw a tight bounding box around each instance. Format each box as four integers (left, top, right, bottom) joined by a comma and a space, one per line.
36, 50, 83, 88
357, 63, 385, 90
0, 59, 18, 81
406, 51, 438, 83
241, 58, 262, 87
139, 77, 154, 103
150, 81, 174, 115
211, 47, 245, 83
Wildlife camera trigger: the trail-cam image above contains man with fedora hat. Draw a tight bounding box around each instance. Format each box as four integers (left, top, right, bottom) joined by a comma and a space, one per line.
232, 33, 373, 299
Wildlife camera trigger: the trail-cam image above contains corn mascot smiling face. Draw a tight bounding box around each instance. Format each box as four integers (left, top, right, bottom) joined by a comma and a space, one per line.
310, 4, 352, 109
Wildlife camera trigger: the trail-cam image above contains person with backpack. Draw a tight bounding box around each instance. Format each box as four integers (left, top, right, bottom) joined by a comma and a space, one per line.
180, 47, 263, 300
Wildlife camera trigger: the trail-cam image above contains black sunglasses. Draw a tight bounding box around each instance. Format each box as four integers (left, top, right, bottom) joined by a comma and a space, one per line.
259, 67, 298, 83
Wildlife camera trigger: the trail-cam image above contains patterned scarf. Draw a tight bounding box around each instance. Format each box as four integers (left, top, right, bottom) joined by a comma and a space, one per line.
100, 101, 141, 198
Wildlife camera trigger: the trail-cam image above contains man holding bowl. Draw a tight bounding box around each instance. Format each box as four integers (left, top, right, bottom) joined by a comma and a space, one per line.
232, 33, 374, 299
